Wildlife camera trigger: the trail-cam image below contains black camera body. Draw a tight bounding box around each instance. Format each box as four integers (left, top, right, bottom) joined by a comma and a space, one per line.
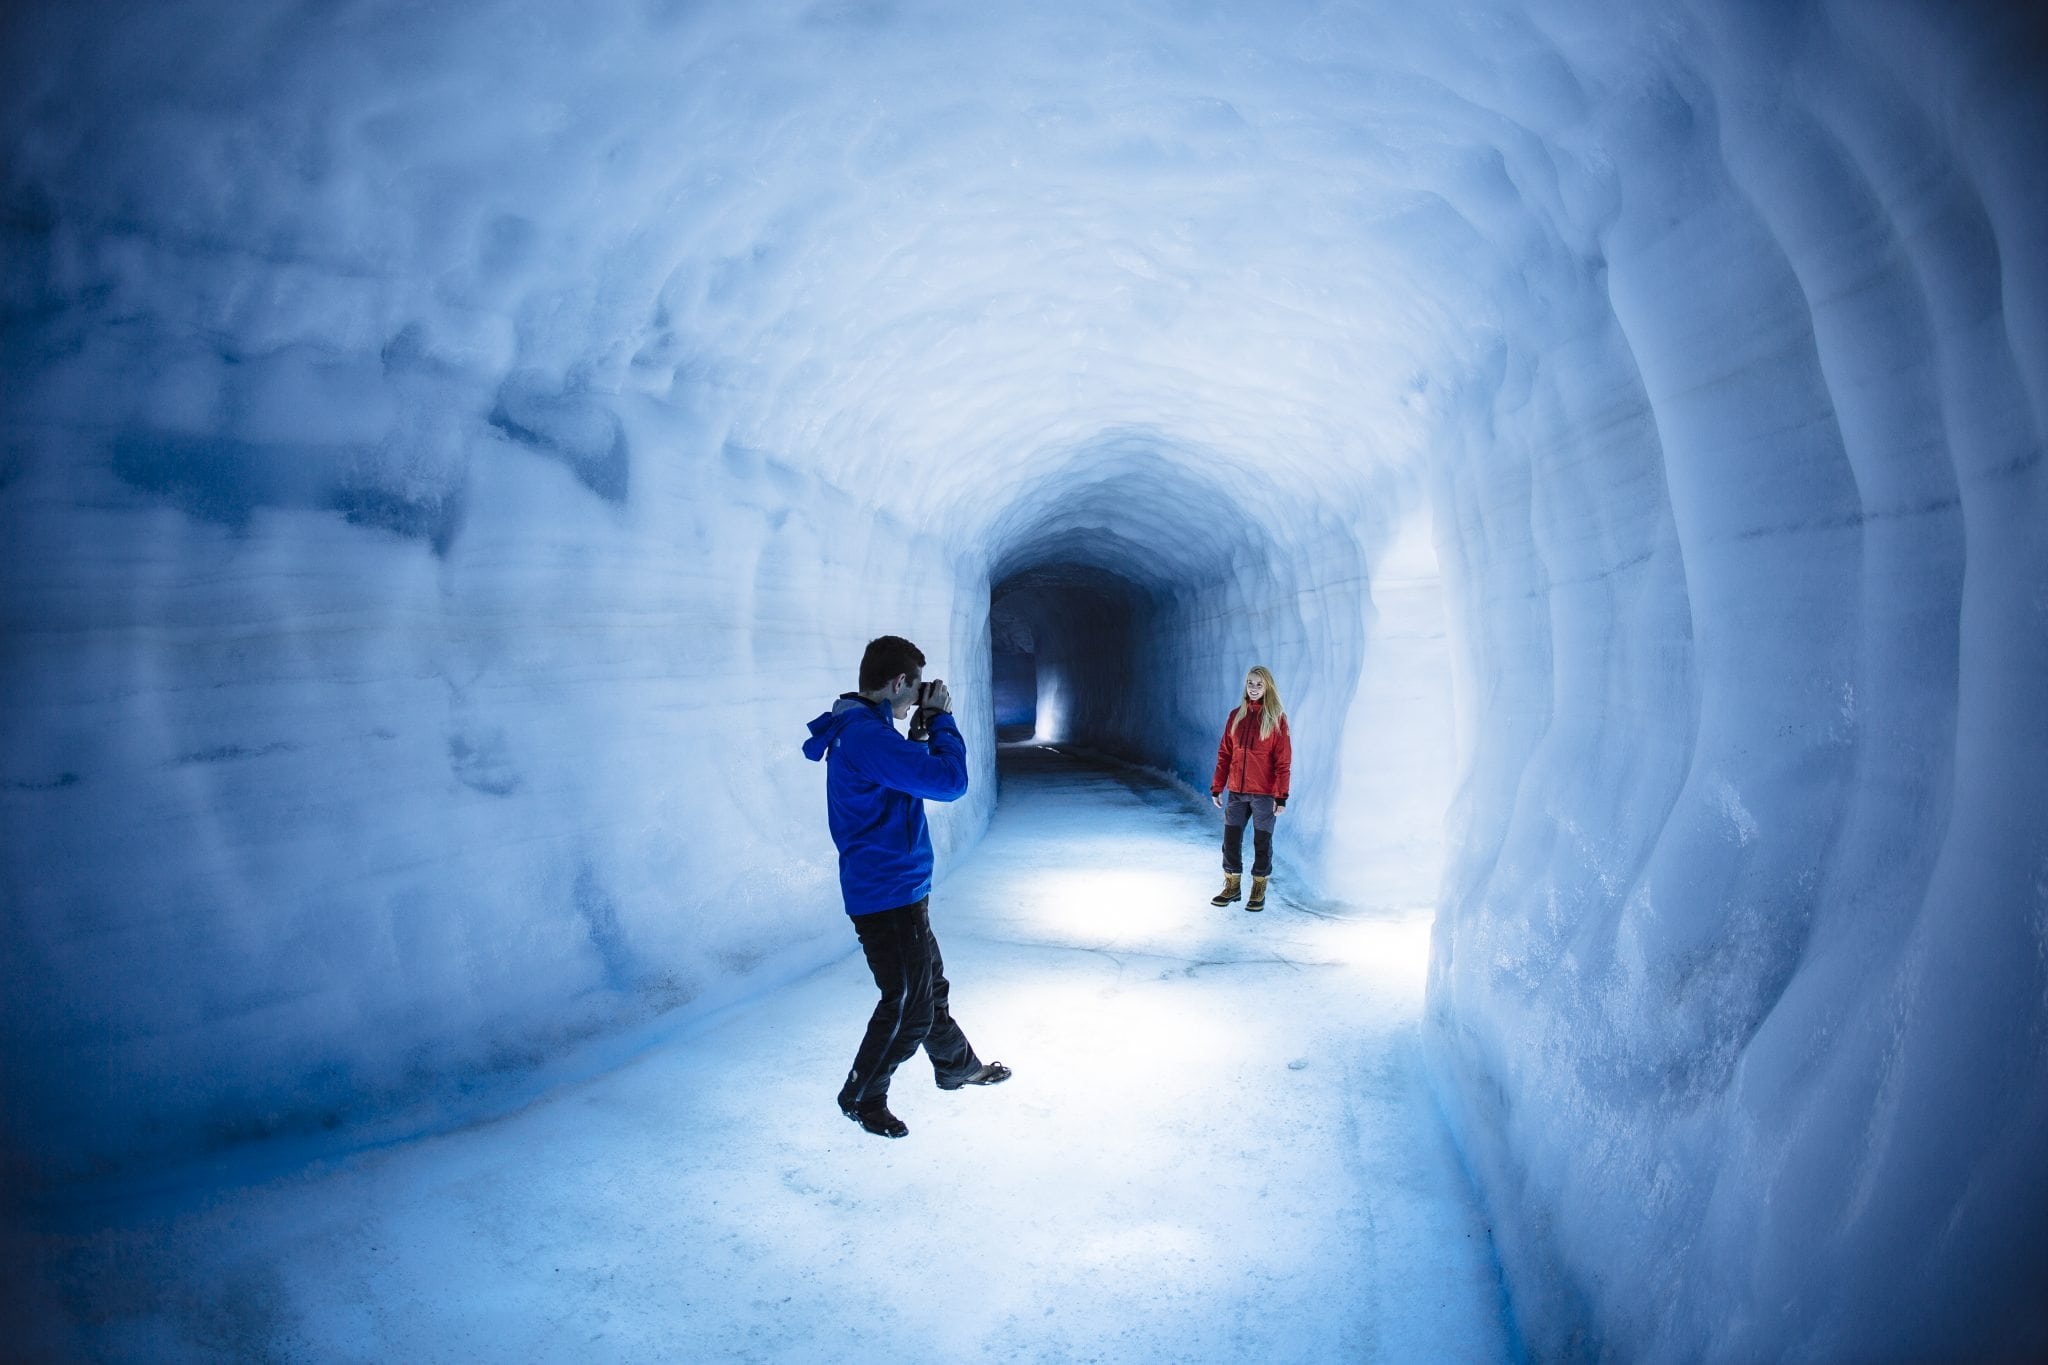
907, 679, 943, 743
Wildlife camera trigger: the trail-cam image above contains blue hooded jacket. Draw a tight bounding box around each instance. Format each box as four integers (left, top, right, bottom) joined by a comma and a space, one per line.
802, 694, 970, 915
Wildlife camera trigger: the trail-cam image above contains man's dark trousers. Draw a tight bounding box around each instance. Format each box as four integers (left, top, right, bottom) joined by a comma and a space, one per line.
839, 897, 982, 1109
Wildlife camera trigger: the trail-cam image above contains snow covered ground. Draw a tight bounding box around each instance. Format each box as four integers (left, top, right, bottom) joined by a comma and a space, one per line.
11, 746, 1510, 1362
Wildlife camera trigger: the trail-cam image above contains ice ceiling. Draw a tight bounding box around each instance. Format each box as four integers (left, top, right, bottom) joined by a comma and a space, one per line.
3, 0, 2045, 1359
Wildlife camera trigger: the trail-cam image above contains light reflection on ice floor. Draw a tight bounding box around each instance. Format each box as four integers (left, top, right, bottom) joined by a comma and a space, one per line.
22, 746, 1513, 1362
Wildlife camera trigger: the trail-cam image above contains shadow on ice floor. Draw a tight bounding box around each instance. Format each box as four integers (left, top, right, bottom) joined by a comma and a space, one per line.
11, 746, 1516, 1363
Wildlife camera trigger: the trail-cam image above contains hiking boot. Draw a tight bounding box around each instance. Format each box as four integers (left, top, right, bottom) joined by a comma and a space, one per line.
1246, 875, 1269, 912
939, 1061, 1012, 1090
1211, 873, 1242, 906
840, 1100, 908, 1139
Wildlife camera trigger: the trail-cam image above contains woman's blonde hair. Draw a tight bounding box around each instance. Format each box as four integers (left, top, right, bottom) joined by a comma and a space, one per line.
1231, 665, 1286, 740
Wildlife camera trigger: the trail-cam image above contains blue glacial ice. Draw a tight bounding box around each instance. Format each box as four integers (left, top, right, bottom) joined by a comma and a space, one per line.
1, 0, 2044, 1359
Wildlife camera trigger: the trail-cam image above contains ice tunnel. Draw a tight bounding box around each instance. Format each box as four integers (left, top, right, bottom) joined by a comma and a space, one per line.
2, 0, 2045, 1358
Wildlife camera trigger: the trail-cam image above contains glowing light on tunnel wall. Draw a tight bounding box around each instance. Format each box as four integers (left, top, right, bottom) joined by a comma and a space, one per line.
1033, 664, 1069, 743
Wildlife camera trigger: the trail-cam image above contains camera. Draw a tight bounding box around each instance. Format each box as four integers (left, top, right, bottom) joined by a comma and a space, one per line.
908, 679, 944, 743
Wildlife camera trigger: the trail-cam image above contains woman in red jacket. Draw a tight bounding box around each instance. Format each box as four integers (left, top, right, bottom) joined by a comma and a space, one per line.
1210, 665, 1291, 911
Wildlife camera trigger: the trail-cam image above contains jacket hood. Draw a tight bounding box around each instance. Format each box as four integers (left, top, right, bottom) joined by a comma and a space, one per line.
803, 694, 883, 761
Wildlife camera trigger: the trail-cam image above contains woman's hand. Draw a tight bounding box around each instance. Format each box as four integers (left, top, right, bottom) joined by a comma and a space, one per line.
1211, 791, 1224, 809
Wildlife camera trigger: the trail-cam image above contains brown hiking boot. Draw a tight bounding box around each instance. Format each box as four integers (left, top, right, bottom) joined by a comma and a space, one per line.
1247, 876, 1269, 911
1211, 872, 1242, 906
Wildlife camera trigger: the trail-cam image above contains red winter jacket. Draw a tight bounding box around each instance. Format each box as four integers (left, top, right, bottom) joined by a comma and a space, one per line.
1211, 701, 1291, 800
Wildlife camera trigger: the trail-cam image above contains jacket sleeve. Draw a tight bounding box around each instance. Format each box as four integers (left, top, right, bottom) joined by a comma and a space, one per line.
1275, 720, 1292, 800
1212, 714, 1234, 795
847, 713, 970, 801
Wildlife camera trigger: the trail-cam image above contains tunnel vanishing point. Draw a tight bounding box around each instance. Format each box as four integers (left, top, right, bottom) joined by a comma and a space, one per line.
2, 1, 2045, 1359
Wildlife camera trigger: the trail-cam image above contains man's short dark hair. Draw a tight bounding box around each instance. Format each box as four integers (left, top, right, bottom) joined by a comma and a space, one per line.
860, 635, 926, 691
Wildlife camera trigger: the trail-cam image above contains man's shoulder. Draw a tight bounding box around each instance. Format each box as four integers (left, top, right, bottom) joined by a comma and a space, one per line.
833, 705, 896, 752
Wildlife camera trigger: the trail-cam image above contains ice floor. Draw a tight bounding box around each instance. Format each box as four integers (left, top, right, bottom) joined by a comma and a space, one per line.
16, 747, 1513, 1362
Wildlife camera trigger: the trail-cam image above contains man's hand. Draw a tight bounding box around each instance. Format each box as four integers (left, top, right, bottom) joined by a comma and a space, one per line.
1211, 791, 1224, 809
924, 680, 953, 714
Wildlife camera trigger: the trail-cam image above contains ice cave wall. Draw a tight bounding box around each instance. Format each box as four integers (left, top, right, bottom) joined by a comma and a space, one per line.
1420, 4, 2048, 1358
2, 0, 2045, 1359
2, 405, 997, 1175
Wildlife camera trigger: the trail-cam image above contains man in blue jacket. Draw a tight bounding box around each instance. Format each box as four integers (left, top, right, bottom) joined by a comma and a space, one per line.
802, 634, 1011, 1139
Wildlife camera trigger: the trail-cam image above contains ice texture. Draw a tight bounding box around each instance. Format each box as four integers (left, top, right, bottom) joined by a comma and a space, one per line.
1, 0, 2044, 1359
13, 752, 1515, 1361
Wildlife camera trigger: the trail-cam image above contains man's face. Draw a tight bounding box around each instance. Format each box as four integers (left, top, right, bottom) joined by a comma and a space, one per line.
891, 670, 923, 719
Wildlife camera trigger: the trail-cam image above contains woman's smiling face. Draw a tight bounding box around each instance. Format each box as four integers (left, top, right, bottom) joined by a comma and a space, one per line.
1245, 673, 1266, 701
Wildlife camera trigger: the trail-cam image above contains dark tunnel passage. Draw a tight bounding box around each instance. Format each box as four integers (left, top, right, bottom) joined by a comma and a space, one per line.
971, 431, 1377, 835
987, 601, 1038, 741
990, 565, 1151, 754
